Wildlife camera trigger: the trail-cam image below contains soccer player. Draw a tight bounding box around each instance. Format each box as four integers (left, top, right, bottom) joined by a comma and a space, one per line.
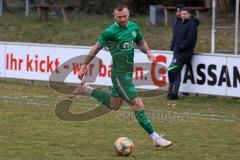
74, 3, 172, 148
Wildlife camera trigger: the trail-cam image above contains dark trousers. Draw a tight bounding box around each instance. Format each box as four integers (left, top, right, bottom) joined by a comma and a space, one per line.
168, 58, 184, 95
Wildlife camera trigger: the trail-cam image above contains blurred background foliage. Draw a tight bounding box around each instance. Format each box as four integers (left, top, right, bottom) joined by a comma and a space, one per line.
1, 0, 239, 53
3, 0, 236, 15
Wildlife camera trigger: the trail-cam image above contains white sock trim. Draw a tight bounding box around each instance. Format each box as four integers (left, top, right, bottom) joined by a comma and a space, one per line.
84, 86, 94, 96
150, 132, 160, 141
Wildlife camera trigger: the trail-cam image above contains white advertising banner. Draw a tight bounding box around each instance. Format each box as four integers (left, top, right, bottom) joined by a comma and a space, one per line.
2, 42, 172, 90
180, 54, 240, 97
180, 55, 227, 96
226, 57, 240, 97
0, 42, 240, 97
0, 44, 5, 77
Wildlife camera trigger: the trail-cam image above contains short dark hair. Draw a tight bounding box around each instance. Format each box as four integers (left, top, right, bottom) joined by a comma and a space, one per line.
113, 2, 129, 12
180, 7, 192, 14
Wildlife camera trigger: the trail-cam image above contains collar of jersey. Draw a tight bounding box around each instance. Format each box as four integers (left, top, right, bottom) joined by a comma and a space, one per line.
114, 21, 129, 28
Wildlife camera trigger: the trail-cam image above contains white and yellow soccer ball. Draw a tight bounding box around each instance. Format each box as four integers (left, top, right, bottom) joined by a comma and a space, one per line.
114, 137, 134, 156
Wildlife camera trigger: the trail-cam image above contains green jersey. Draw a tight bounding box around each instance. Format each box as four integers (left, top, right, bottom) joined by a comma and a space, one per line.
98, 21, 143, 75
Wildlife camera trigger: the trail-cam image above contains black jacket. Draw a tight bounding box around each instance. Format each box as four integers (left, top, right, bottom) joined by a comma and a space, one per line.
170, 17, 182, 51
173, 16, 199, 63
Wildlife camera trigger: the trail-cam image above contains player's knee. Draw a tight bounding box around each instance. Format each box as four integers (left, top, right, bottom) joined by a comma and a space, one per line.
130, 97, 144, 110
109, 97, 123, 110
132, 104, 144, 110
125, 99, 136, 106
109, 103, 121, 110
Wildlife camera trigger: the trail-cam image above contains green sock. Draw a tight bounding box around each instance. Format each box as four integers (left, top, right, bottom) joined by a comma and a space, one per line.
91, 89, 111, 107
135, 110, 155, 134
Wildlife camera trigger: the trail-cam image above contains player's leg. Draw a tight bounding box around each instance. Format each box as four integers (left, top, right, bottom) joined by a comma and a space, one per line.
112, 76, 172, 148
91, 85, 124, 110
73, 83, 124, 110
130, 97, 155, 135
130, 97, 172, 148
109, 87, 124, 110
109, 96, 124, 110
112, 75, 155, 136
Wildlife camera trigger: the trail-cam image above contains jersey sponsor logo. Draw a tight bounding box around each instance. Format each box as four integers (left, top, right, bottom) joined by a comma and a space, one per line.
119, 40, 134, 51
132, 31, 137, 38
123, 42, 131, 50
107, 40, 134, 51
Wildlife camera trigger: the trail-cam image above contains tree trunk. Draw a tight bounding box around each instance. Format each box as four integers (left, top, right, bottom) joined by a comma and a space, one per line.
203, 0, 211, 8
217, 0, 231, 14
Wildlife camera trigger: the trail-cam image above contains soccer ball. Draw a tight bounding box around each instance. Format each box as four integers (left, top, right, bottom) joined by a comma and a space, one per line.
114, 137, 134, 156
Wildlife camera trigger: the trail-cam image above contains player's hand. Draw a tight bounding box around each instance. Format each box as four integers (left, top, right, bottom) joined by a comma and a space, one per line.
147, 51, 156, 62
78, 65, 87, 80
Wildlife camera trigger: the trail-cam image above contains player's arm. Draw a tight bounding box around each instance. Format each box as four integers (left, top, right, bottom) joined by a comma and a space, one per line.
136, 39, 156, 62
78, 43, 103, 79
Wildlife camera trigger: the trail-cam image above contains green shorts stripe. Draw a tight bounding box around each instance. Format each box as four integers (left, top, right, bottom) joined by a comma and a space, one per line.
111, 73, 138, 101
116, 77, 131, 101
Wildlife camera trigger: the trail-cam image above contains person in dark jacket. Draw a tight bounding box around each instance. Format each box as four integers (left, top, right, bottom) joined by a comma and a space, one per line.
167, 8, 199, 100
168, 4, 184, 99
170, 4, 184, 51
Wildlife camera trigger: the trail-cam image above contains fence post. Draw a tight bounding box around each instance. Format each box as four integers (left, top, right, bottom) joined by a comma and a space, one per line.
234, 0, 239, 55
25, 0, 30, 17
0, 0, 3, 16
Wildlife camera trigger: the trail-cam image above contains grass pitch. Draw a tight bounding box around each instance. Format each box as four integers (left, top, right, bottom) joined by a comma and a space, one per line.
0, 79, 239, 160
0, 12, 239, 160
